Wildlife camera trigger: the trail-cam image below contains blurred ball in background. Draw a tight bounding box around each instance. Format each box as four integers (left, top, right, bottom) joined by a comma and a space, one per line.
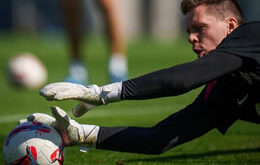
7, 52, 47, 89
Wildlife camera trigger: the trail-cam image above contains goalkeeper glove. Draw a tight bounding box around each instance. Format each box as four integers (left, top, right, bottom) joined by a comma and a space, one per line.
40, 82, 122, 117
19, 106, 99, 147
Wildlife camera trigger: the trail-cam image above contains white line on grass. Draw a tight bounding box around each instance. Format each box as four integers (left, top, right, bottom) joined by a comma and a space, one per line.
0, 114, 27, 124
0, 104, 185, 124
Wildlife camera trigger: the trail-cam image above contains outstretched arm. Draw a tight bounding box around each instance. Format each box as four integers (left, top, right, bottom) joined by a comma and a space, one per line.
96, 93, 214, 154
121, 52, 242, 100
40, 52, 242, 117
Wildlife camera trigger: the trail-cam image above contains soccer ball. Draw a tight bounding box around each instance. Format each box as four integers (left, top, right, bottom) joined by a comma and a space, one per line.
7, 52, 47, 89
3, 121, 64, 165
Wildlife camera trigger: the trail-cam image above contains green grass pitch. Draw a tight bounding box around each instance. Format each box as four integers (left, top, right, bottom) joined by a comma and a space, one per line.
0, 33, 259, 165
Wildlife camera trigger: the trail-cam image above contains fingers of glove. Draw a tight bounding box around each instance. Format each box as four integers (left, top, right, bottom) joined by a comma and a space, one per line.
29, 113, 56, 127
53, 91, 86, 101
18, 114, 37, 124
18, 113, 55, 126
50, 106, 70, 128
40, 82, 87, 100
54, 85, 103, 102
72, 102, 97, 117
18, 119, 28, 124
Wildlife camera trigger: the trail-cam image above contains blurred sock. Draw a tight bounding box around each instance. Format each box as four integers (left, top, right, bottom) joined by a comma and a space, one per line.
65, 60, 88, 85
109, 54, 128, 83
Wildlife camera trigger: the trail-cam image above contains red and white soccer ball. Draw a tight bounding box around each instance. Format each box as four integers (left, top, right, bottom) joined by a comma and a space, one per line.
3, 121, 64, 165
7, 52, 47, 89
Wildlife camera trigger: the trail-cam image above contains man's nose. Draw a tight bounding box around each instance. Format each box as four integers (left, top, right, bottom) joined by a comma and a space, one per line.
188, 33, 198, 44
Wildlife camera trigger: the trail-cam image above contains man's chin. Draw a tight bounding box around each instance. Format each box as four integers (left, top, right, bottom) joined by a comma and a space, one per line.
197, 54, 203, 58
197, 52, 207, 58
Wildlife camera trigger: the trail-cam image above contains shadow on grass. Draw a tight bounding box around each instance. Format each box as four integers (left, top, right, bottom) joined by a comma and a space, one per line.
125, 147, 260, 163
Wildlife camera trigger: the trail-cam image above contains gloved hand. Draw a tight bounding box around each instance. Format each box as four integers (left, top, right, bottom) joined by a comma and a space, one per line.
19, 106, 99, 147
18, 113, 55, 126
40, 82, 122, 117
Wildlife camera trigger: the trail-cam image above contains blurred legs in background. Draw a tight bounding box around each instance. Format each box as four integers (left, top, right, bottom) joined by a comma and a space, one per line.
61, 0, 128, 85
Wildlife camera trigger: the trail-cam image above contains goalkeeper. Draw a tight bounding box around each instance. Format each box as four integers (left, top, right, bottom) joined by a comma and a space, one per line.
23, 0, 260, 154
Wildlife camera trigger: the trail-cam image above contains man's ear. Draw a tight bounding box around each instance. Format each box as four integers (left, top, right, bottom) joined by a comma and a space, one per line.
226, 17, 239, 35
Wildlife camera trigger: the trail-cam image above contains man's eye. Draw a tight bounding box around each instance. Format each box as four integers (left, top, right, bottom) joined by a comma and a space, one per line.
198, 26, 206, 31
196, 26, 203, 31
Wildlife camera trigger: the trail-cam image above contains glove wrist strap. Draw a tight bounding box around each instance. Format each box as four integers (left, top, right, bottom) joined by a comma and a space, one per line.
101, 82, 122, 104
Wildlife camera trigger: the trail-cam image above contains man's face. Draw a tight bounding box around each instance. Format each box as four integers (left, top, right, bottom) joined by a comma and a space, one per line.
186, 5, 229, 58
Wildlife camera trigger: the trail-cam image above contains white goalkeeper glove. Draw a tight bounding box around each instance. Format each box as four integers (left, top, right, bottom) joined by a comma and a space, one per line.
40, 82, 122, 117
19, 106, 99, 147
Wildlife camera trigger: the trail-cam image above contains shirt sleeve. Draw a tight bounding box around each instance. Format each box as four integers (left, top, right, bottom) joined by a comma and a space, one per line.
121, 52, 243, 100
